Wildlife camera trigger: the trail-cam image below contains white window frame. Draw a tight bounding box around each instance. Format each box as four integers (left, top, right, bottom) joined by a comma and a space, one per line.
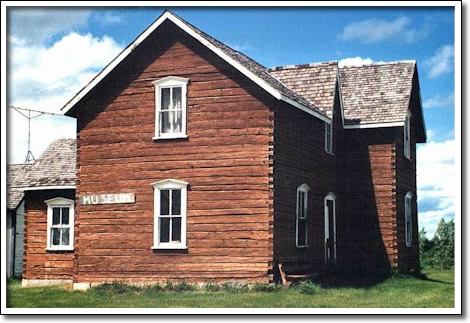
404, 111, 411, 160
324, 193, 337, 264
152, 76, 189, 140
45, 197, 75, 251
296, 184, 310, 248
405, 192, 413, 247
325, 121, 333, 154
151, 179, 188, 250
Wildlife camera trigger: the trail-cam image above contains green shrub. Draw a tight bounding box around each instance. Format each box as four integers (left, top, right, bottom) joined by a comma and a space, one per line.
144, 283, 165, 293
251, 283, 284, 293
204, 283, 222, 292
220, 281, 249, 293
293, 280, 322, 295
165, 281, 196, 292
92, 282, 142, 294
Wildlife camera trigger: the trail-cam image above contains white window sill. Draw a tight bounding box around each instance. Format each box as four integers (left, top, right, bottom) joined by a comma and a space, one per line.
151, 245, 188, 250
296, 245, 309, 248
325, 151, 334, 156
46, 247, 74, 251
153, 135, 188, 141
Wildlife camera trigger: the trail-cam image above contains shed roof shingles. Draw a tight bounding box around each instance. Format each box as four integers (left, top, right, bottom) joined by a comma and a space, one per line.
339, 61, 416, 125
7, 164, 32, 210
14, 139, 76, 189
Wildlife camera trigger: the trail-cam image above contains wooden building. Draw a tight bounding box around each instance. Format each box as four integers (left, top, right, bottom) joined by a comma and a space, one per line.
18, 11, 426, 288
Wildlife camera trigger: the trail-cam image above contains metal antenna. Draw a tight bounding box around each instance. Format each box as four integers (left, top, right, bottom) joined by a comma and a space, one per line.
8, 105, 68, 163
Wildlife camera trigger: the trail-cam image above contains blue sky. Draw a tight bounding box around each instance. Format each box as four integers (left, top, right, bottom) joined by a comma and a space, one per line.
6, 6, 456, 237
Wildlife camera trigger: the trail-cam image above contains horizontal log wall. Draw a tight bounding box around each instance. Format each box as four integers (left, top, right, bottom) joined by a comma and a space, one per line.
337, 127, 398, 275
273, 99, 336, 273
395, 88, 420, 272
23, 190, 75, 281
73, 21, 273, 283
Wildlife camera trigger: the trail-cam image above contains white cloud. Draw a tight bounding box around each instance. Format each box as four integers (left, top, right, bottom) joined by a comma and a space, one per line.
99, 12, 123, 25
338, 56, 374, 67
338, 16, 428, 44
8, 8, 92, 45
423, 92, 454, 109
423, 45, 454, 79
417, 139, 456, 236
8, 32, 123, 163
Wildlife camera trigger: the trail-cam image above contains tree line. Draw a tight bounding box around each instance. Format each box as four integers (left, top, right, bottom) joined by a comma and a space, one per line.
419, 218, 454, 269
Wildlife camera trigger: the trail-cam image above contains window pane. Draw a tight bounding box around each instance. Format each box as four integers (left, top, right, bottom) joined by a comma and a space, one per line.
160, 190, 170, 215
160, 217, 170, 243
160, 111, 171, 134
62, 207, 69, 225
172, 110, 182, 133
172, 217, 182, 242
298, 218, 307, 245
303, 194, 308, 218
52, 208, 60, 225
172, 87, 182, 110
161, 88, 170, 110
172, 190, 181, 215
62, 228, 70, 246
52, 228, 60, 246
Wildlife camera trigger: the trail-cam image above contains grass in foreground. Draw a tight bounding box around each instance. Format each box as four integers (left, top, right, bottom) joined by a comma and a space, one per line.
7, 269, 454, 308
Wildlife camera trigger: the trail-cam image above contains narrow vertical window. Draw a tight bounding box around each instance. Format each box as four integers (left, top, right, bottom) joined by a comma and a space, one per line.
153, 76, 189, 139
325, 122, 333, 154
405, 192, 413, 247
296, 184, 310, 247
404, 112, 411, 159
152, 179, 188, 249
45, 198, 74, 251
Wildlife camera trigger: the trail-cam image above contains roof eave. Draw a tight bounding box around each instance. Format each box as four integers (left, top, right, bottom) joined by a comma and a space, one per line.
61, 11, 328, 123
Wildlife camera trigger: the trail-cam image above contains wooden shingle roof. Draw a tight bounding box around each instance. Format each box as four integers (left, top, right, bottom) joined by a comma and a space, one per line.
338, 61, 417, 126
7, 164, 32, 210
269, 62, 338, 118
14, 139, 76, 190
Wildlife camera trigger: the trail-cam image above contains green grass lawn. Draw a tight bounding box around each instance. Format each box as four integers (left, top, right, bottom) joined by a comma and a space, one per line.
7, 269, 454, 308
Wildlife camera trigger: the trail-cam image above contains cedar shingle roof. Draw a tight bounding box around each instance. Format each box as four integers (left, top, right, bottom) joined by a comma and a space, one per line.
338, 61, 416, 125
7, 164, 32, 210
14, 139, 76, 189
268, 62, 338, 118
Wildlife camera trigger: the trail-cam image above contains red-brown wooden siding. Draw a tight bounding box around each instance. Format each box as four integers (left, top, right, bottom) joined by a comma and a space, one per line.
23, 190, 75, 280
72, 21, 274, 283
272, 96, 337, 273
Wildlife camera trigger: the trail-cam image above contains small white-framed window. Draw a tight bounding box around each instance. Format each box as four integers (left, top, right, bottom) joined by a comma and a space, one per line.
151, 179, 188, 249
405, 192, 413, 247
296, 184, 310, 248
45, 197, 75, 251
152, 76, 189, 140
325, 122, 333, 154
404, 112, 411, 160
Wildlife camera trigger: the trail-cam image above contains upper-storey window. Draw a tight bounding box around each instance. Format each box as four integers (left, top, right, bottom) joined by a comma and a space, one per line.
404, 112, 411, 160
325, 122, 333, 154
152, 76, 189, 140
45, 197, 75, 251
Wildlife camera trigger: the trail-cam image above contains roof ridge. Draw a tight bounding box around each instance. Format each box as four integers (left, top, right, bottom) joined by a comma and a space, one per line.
339, 60, 416, 68
269, 61, 338, 71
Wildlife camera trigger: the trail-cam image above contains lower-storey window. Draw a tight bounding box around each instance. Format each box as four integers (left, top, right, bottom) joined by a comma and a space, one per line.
45, 197, 75, 251
152, 179, 188, 249
405, 192, 413, 247
296, 184, 310, 247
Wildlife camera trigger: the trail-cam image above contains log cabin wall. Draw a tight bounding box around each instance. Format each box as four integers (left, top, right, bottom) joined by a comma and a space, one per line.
23, 190, 75, 281
395, 87, 420, 272
73, 21, 274, 284
272, 100, 336, 274
336, 127, 398, 276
